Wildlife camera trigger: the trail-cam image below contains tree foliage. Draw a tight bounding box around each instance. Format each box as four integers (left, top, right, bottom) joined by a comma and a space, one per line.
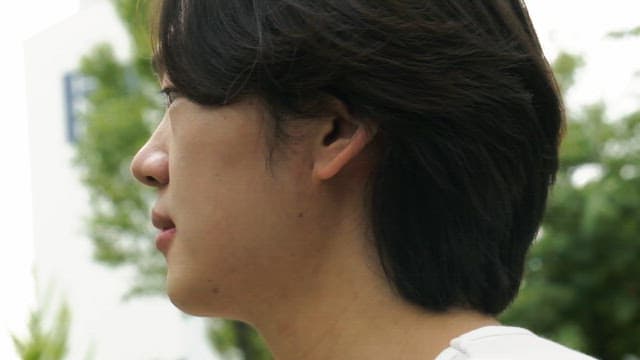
608, 26, 640, 39
73, 1, 639, 359
501, 50, 640, 359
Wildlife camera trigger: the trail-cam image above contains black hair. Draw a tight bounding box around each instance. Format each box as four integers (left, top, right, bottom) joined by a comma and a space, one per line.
154, 0, 563, 315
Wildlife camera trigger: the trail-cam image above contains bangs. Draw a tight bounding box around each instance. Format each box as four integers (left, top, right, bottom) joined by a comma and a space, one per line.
154, 0, 265, 106
153, 0, 341, 116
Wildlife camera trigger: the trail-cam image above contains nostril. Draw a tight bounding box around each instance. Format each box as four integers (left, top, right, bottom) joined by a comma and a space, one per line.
131, 150, 169, 187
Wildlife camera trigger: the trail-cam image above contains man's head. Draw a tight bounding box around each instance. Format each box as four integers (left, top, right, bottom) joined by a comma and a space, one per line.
137, 0, 563, 317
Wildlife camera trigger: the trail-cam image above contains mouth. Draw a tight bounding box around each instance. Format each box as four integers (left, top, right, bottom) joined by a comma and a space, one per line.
152, 209, 175, 230
152, 209, 176, 254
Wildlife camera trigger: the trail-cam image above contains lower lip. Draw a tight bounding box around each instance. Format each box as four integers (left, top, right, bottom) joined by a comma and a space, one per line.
156, 228, 176, 254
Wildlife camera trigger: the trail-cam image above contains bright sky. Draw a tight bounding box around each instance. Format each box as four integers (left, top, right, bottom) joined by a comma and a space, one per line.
0, 1, 638, 359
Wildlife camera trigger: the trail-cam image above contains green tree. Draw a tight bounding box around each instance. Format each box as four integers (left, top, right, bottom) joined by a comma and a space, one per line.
501, 49, 640, 359
73, 0, 271, 358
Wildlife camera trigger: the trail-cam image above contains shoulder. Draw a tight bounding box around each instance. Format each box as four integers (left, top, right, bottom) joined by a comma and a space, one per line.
435, 326, 598, 360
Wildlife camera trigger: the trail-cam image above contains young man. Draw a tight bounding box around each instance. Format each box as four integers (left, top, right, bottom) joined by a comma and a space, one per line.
131, 0, 596, 358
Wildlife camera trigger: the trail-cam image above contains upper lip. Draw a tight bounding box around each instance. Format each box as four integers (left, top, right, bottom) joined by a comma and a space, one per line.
152, 208, 175, 230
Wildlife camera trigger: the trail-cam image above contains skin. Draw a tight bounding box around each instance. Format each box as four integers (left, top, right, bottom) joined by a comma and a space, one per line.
130, 76, 498, 360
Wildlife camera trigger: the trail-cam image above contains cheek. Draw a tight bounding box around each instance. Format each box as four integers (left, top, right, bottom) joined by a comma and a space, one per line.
164, 113, 326, 307
167, 173, 321, 317
172, 159, 317, 274
167, 137, 292, 266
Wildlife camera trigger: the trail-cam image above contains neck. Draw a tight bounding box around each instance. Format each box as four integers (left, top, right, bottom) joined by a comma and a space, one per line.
246, 229, 499, 360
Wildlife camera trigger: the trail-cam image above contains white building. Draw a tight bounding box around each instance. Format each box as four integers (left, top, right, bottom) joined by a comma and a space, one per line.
25, 1, 216, 358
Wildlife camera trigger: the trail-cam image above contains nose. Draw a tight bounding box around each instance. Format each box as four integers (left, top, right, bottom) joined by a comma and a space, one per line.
130, 128, 169, 187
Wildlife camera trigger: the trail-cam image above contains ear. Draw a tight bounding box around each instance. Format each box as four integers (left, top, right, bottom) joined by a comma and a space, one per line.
312, 100, 378, 181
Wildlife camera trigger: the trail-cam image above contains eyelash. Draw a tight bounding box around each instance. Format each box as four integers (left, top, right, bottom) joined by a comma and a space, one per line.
160, 87, 179, 108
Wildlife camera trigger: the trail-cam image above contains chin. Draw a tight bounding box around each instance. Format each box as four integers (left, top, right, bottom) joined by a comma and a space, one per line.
168, 295, 211, 317
165, 274, 209, 316
165, 271, 235, 318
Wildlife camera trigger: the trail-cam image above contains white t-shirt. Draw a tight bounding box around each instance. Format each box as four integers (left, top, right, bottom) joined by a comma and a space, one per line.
435, 326, 598, 359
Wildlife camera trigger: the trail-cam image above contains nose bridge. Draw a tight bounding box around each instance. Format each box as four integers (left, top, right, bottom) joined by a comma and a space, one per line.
130, 117, 170, 187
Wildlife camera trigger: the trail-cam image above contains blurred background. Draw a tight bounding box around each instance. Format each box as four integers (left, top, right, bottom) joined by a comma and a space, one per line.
0, 0, 638, 359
